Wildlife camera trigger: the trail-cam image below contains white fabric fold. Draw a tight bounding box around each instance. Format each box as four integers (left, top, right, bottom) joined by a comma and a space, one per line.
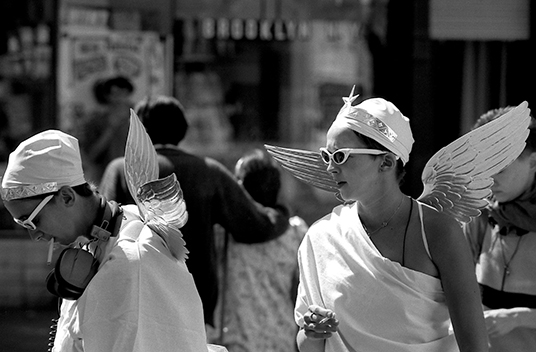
295, 202, 458, 352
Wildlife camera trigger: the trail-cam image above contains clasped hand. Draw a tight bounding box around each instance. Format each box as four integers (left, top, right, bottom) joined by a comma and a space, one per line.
303, 305, 339, 339
484, 308, 519, 337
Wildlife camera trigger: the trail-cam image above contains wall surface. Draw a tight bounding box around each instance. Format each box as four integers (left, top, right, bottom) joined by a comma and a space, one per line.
0, 235, 58, 309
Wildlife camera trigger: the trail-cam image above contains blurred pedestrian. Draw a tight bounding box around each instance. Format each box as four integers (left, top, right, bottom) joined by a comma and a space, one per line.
79, 76, 135, 183
210, 149, 307, 352
99, 95, 290, 326
0, 74, 13, 161
464, 106, 536, 351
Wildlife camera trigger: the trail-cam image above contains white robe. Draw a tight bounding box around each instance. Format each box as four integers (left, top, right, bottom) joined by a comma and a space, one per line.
52, 205, 209, 352
295, 202, 458, 352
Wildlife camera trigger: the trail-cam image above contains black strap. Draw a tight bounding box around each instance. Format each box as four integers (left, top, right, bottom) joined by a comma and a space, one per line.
481, 284, 536, 309
401, 199, 413, 266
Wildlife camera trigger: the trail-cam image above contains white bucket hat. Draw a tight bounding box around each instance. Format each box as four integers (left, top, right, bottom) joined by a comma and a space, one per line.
1, 130, 86, 201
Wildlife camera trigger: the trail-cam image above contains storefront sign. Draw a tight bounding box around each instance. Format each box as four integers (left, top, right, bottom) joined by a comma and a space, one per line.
61, 6, 109, 28
200, 18, 311, 41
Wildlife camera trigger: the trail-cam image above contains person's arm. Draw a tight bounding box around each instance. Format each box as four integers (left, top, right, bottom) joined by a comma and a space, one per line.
297, 328, 325, 352
210, 159, 289, 243
86, 106, 128, 162
426, 212, 489, 352
462, 212, 488, 266
514, 308, 536, 328
99, 158, 122, 200
98, 157, 135, 204
484, 307, 536, 337
294, 239, 338, 352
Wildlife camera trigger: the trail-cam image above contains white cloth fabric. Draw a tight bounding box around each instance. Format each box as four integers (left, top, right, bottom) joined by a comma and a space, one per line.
52, 205, 209, 352
295, 202, 458, 352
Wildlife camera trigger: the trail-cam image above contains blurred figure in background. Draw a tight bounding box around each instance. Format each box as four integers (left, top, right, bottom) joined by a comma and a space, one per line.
209, 149, 308, 352
79, 76, 134, 184
0, 75, 13, 161
464, 106, 536, 351
99, 95, 290, 327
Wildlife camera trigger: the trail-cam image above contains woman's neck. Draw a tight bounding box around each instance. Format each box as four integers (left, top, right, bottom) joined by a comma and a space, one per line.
358, 189, 406, 229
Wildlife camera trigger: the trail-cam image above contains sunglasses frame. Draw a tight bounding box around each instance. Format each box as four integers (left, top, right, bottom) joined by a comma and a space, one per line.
14, 194, 54, 230
319, 147, 387, 165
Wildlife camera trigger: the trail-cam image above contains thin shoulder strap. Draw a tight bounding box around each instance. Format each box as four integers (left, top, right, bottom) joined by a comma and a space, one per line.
417, 202, 432, 260
401, 199, 413, 266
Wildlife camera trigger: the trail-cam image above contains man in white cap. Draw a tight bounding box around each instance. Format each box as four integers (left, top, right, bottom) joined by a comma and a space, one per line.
1, 130, 212, 351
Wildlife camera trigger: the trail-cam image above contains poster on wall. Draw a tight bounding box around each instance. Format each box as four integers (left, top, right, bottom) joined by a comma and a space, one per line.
57, 29, 169, 134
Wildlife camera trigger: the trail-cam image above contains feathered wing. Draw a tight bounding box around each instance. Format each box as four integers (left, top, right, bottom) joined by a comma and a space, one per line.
125, 109, 159, 218
418, 101, 531, 224
264, 144, 339, 195
124, 109, 189, 262
137, 174, 189, 261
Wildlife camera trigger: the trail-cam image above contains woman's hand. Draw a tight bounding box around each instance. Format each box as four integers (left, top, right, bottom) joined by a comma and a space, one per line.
302, 305, 339, 339
484, 308, 520, 337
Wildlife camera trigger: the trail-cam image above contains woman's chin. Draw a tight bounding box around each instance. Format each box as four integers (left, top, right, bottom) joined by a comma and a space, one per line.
338, 190, 356, 203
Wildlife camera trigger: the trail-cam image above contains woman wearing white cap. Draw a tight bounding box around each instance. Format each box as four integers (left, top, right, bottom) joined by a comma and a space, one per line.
271, 90, 513, 352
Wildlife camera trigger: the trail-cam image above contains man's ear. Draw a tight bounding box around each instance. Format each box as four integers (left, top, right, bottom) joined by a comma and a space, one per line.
57, 186, 76, 207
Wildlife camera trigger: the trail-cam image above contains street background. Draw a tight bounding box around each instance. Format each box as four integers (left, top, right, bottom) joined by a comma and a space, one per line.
0, 0, 535, 351
0, 307, 57, 352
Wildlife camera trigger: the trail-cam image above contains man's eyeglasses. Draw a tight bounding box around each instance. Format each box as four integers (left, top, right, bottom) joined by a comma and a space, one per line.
319, 147, 386, 165
14, 194, 54, 230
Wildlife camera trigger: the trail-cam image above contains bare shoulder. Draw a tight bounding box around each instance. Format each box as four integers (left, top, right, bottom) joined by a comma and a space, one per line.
418, 201, 464, 242
417, 201, 472, 268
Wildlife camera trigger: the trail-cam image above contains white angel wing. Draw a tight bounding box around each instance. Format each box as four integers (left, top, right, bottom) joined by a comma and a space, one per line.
418, 101, 531, 224
264, 144, 339, 194
137, 174, 189, 261
124, 109, 189, 262
125, 109, 159, 220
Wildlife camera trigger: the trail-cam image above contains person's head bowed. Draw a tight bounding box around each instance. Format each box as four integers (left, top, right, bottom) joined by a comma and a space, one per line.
235, 149, 281, 207
473, 106, 536, 156
1, 130, 95, 243
1, 130, 86, 201
473, 106, 536, 204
